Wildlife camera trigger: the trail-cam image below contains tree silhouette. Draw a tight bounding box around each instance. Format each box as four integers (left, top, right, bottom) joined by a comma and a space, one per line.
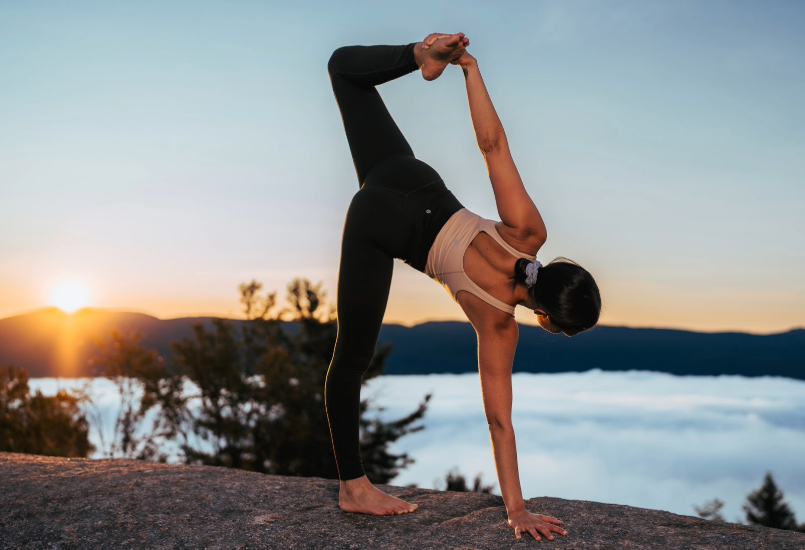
743, 472, 800, 531
156, 278, 429, 483
694, 498, 725, 522
436, 466, 496, 493
0, 365, 93, 457
89, 331, 174, 460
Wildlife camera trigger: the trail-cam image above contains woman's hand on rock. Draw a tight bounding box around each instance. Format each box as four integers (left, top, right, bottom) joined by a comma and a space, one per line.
507, 509, 567, 542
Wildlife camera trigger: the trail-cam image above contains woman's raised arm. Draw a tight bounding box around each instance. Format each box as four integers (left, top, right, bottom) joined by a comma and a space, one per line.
457, 52, 547, 246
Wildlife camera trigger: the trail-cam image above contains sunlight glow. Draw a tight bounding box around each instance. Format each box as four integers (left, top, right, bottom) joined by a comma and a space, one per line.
48, 281, 91, 313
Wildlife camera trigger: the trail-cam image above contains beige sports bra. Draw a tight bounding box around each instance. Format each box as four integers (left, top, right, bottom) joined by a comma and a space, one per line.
425, 208, 537, 316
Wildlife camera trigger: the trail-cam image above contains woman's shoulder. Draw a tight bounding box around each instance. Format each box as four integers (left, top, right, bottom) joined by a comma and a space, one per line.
490, 219, 544, 258
458, 291, 518, 333
471, 210, 543, 256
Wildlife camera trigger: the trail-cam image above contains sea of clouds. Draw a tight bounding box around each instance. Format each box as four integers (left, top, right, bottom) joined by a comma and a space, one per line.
31, 370, 805, 523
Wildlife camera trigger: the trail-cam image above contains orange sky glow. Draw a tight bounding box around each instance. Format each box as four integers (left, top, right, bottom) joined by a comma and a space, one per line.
1, 3, 803, 336
2, 263, 801, 335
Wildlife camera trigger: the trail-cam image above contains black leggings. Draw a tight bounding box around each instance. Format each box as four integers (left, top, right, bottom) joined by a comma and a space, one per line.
324, 44, 463, 481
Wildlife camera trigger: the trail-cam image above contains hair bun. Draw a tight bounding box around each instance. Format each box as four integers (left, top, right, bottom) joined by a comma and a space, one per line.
513, 258, 530, 284
524, 259, 542, 287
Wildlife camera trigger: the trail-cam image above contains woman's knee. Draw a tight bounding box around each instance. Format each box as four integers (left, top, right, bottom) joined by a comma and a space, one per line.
327, 344, 375, 377
327, 46, 350, 77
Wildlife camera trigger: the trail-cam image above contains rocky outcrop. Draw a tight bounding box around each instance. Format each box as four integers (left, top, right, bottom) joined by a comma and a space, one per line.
1, 453, 803, 549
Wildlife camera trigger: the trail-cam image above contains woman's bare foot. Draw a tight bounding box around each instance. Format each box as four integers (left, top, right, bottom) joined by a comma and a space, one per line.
415, 32, 469, 81
339, 475, 419, 516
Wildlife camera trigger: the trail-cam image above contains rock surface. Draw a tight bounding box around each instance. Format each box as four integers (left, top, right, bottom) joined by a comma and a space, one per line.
1, 453, 803, 549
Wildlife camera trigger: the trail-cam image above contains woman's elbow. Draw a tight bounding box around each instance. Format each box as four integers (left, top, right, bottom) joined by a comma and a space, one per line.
478, 139, 501, 155
479, 140, 497, 154
487, 417, 514, 433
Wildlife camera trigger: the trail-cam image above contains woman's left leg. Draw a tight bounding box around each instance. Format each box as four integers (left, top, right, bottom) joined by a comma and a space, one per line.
324, 187, 419, 515
324, 192, 396, 483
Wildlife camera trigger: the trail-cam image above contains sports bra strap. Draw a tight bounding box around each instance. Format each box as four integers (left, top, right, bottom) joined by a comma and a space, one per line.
478, 218, 536, 261
458, 277, 515, 314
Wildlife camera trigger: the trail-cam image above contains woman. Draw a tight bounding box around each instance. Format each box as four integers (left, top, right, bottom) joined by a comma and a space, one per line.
324, 32, 600, 542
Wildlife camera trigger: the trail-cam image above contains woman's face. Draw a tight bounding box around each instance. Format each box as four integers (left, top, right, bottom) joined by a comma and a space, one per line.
535, 312, 578, 337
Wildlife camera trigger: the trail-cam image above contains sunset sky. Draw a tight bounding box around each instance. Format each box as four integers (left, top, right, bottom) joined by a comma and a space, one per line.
1, 1, 803, 333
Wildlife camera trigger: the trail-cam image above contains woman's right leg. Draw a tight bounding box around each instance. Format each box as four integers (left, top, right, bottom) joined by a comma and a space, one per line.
327, 35, 468, 187
328, 44, 419, 187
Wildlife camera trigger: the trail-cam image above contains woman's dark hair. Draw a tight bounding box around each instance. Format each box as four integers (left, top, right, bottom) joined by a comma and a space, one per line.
513, 257, 601, 334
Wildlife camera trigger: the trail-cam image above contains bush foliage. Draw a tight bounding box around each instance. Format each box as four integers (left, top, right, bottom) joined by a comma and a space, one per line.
0, 365, 93, 457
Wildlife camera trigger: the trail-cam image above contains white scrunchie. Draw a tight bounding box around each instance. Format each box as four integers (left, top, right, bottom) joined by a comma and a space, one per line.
524, 259, 543, 287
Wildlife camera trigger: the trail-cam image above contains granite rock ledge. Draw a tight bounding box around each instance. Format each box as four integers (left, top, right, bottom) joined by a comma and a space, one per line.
1, 453, 803, 549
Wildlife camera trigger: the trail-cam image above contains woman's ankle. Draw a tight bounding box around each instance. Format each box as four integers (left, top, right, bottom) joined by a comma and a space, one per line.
413, 42, 425, 68
340, 474, 372, 496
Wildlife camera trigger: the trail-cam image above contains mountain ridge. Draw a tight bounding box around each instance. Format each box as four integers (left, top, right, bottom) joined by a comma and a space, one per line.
1, 308, 802, 379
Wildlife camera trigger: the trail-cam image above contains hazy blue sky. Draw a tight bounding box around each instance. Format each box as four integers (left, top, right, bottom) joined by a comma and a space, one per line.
1, 0, 803, 332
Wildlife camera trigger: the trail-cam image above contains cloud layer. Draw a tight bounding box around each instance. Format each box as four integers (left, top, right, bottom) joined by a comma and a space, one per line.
364, 370, 805, 522
32, 370, 805, 522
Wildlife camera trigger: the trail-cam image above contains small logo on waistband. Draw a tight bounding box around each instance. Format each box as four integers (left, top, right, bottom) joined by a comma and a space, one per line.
425, 209, 431, 214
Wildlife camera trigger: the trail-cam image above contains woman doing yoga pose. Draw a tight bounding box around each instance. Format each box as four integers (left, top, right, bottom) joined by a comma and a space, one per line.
324, 33, 601, 542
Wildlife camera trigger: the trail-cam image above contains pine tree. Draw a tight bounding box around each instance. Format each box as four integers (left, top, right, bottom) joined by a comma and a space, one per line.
437, 466, 495, 493
154, 278, 429, 483
693, 498, 725, 522
743, 472, 799, 531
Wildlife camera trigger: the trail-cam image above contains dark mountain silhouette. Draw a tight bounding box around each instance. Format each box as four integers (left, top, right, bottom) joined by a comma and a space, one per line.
0, 308, 802, 379
379, 322, 805, 379
0, 308, 214, 378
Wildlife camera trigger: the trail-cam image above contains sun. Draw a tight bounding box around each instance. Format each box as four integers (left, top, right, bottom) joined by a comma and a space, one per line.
48, 281, 92, 313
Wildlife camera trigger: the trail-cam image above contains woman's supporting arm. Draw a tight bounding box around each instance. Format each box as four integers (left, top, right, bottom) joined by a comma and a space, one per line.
457, 53, 547, 246
476, 318, 525, 513
475, 317, 568, 542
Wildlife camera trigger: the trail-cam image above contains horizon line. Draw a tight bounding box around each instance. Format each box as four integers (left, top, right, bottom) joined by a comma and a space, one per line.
2, 306, 802, 337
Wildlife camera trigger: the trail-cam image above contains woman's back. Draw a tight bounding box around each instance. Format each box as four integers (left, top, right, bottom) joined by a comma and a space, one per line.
425, 208, 541, 317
